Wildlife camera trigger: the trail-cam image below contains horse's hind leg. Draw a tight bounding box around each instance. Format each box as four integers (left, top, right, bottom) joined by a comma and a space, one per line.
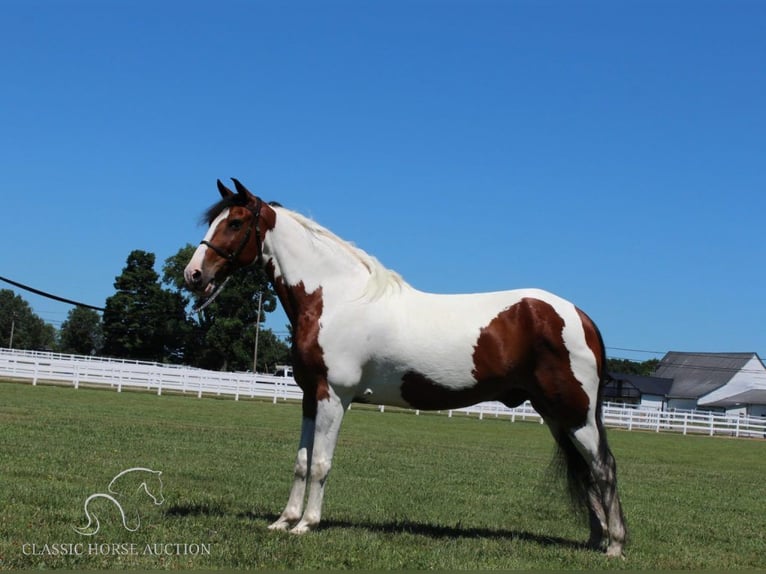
547, 421, 608, 550
585, 480, 609, 550
570, 421, 627, 557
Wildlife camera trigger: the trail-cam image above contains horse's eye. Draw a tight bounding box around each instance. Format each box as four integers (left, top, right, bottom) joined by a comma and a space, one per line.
229, 219, 243, 231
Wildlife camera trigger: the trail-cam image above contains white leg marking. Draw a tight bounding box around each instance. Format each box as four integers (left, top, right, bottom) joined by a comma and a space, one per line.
290, 388, 349, 534
572, 418, 626, 558
269, 417, 315, 531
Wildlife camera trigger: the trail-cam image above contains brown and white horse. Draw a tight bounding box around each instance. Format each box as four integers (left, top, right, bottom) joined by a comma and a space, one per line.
184, 179, 626, 556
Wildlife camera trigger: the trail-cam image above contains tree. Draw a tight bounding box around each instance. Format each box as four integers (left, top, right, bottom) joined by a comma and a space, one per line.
163, 244, 290, 371
0, 289, 56, 350
102, 250, 188, 362
58, 307, 103, 355
606, 358, 660, 376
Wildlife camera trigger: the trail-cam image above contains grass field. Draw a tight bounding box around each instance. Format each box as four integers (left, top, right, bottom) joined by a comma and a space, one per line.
1, 380, 764, 570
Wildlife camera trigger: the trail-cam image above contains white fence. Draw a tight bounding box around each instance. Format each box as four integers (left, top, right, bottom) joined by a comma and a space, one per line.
0, 347, 301, 403
2, 348, 765, 439
453, 400, 766, 439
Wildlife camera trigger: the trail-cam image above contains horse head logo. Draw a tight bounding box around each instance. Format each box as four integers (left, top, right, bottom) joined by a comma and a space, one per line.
73, 467, 164, 536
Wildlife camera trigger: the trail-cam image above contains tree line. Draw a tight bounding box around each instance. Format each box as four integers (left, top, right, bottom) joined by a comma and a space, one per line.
1, 245, 290, 373
605, 357, 660, 377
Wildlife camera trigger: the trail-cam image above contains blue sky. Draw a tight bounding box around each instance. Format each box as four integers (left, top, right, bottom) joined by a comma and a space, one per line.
1, 0, 764, 362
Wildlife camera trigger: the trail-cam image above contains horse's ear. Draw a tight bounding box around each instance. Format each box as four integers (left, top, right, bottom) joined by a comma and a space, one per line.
217, 179, 235, 198
231, 178, 252, 198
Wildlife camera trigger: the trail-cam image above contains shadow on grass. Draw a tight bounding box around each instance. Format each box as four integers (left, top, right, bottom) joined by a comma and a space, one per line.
165, 503, 587, 552
312, 516, 587, 551
165, 502, 229, 517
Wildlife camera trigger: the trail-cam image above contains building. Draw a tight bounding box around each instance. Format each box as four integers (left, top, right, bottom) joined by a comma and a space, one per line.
604, 373, 673, 410
653, 352, 766, 416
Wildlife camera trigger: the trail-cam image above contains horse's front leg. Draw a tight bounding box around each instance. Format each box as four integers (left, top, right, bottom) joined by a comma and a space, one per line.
268, 414, 315, 531
290, 386, 348, 534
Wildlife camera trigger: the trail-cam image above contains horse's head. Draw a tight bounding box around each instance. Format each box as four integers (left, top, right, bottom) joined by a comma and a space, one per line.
184, 179, 273, 304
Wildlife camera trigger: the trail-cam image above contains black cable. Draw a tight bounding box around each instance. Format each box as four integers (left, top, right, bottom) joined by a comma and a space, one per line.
0, 275, 105, 312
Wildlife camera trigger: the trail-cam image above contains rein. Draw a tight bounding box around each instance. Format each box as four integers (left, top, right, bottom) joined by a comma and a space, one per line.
200, 197, 264, 268
190, 276, 230, 315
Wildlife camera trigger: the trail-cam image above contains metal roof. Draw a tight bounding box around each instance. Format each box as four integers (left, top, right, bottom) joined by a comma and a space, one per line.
653, 352, 756, 399
606, 373, 673, 399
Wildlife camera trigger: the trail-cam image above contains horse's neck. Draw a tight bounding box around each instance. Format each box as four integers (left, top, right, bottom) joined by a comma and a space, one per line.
264, 211, 370, 299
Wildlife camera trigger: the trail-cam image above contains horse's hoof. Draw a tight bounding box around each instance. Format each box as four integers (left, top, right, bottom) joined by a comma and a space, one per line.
289, 521, 315, 535
268, 519, 291, 531
605, 544, 625, 559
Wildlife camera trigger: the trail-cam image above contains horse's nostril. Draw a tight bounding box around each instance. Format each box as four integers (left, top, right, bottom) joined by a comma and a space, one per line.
191, 270, 202, 281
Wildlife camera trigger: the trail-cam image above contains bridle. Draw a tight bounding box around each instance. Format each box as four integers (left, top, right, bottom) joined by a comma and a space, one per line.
200, 197, 264, 269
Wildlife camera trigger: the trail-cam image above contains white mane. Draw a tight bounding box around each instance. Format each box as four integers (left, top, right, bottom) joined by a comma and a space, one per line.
275, 207, 407, 300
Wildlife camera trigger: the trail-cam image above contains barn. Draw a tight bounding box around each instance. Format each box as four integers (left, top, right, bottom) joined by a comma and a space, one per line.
653, 352, 766, 416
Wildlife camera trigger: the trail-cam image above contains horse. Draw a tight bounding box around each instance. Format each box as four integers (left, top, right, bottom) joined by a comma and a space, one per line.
183, 179, 627, 557
74, 467, 164, 536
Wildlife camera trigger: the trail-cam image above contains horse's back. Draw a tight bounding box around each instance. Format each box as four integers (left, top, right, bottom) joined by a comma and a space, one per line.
334, 287, 604, 413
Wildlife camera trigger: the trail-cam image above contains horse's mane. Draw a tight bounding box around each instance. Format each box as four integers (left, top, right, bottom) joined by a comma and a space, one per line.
202, 197, 407, 298
276, 207, 407, 299
201, 196, 249, 225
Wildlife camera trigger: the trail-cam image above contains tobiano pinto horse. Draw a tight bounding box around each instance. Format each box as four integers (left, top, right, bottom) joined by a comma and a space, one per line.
184, 179, 627, 557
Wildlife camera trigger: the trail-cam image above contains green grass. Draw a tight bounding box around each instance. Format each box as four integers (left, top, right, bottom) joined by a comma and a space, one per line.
1, 380, 765, 570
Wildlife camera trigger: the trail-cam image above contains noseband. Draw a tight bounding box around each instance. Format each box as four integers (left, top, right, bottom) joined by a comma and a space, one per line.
201, 197, 264, 268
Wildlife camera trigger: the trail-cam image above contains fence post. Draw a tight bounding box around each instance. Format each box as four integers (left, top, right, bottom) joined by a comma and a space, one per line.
683, 413, 688, 435
709, 412, 714, 437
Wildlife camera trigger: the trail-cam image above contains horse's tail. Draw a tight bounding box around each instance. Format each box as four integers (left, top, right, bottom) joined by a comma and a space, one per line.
552, 425, 592, 511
